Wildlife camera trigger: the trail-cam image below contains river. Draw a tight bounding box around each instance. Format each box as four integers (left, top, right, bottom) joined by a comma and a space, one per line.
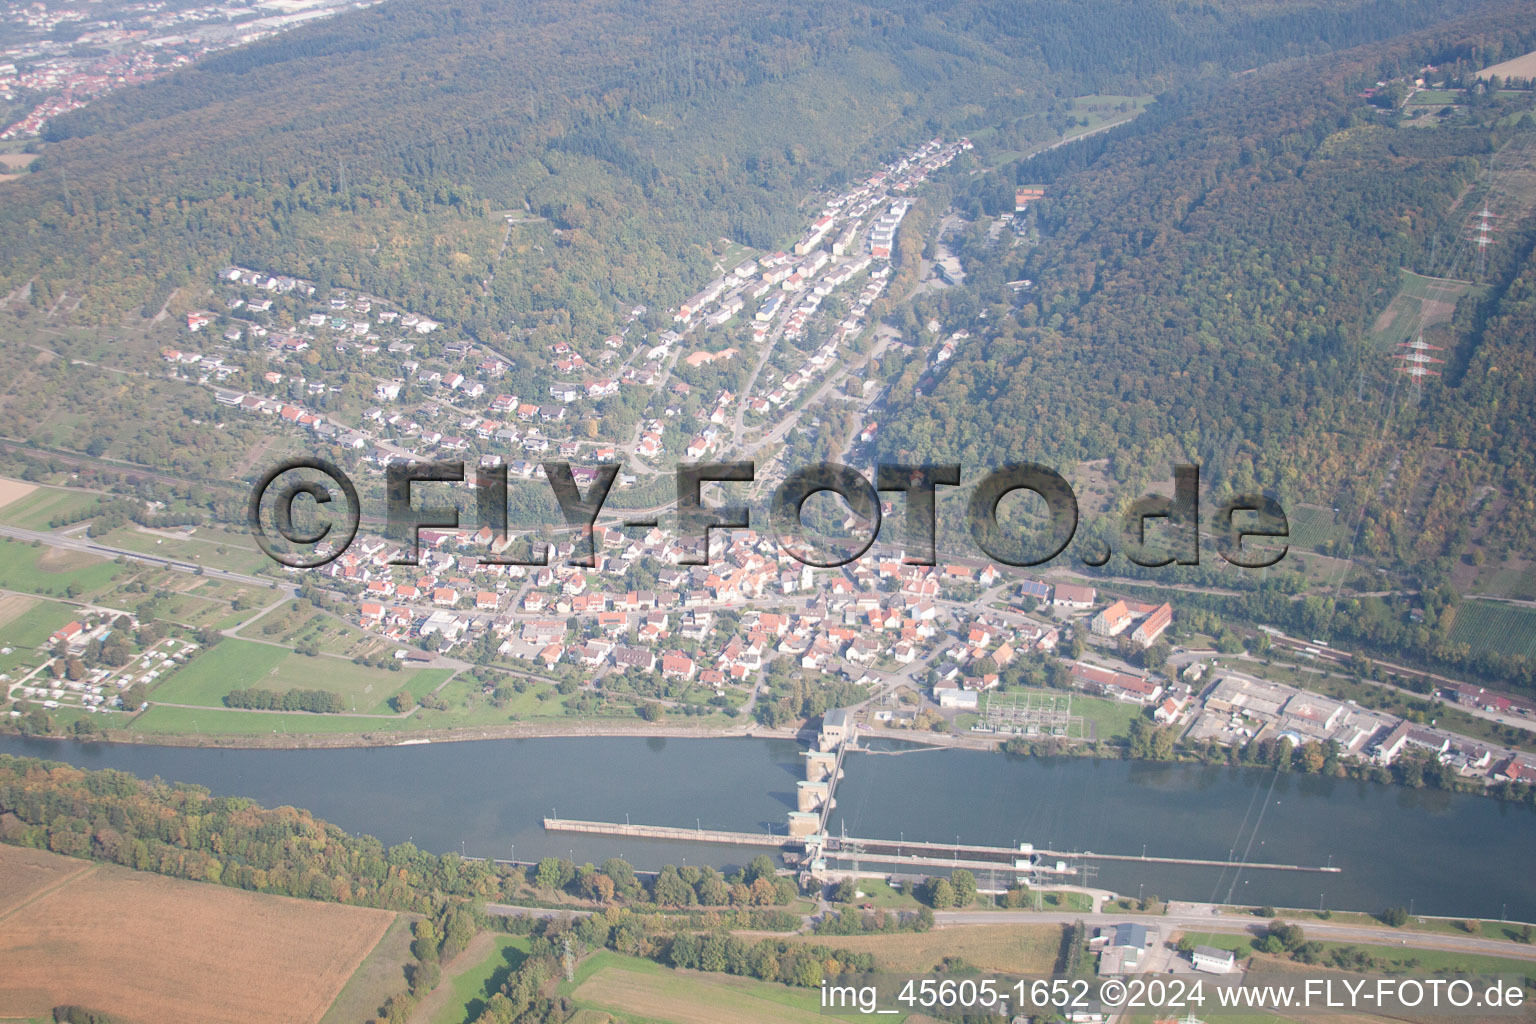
1, 734, 1532, 919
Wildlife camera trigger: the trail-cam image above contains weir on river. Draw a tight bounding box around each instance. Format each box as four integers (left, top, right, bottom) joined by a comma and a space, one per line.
543, 716, 1342, 882
541, 817, 1342, 877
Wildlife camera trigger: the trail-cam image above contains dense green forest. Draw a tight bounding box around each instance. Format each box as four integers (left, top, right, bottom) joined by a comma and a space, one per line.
875, 11, 1536, 578
0, 0, 1512, 348
881, 68, 1514, 493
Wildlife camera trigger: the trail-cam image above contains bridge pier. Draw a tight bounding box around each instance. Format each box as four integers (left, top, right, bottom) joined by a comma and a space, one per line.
787, 812, 821, 838
804, 750, 836, 782
796, 780, 831, 812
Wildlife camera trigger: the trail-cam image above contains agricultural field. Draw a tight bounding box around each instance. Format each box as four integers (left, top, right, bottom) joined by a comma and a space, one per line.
0, 151, 39, 181
319, 914, 420, 1024
567, 952, 859, 1024
0, 538, 124, 598
0, 842, 95, 917
1298, 942, 1536, 977
150, 635, 288, 701
786, 923, 1064, 974
1448, 601, 1536, 661
0, 845, 394, 1024
0, 594, 78, 647
0, 482, 104, 529
147, 636, 451, 713
0, 476, 35, 512
0, 596, 81, 679
1286, 504, 1345, 551
1365, 269, 1473, 349
1480, 49, 1536, 81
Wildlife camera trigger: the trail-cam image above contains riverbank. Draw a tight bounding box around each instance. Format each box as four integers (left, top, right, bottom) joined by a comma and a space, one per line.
3, 705, 1007, 753
2, 717, 820, 750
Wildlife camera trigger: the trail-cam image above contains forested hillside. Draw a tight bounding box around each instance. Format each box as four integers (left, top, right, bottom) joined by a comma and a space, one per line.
883, 81, 1471, 485
0, 0, 1506, 345
877, 11, 1536, 549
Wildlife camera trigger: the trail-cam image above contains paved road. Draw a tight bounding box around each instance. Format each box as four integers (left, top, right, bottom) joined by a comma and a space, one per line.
0, 522, 279, 590
485, 901, 593, 920
935, 909, 1536, 960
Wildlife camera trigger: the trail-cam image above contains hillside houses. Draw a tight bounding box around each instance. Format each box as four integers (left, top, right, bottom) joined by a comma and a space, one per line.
195, 271, 644, 472
187, 140, 972, 489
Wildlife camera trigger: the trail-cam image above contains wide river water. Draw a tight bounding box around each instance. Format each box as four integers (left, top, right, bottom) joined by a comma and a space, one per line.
1, 734, 1532, 919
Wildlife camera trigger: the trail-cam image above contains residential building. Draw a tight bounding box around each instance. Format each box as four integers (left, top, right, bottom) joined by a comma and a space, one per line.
1132, 602, 1173, 647
1091, 600, 1133, 637
1053, 583, 1097, 609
